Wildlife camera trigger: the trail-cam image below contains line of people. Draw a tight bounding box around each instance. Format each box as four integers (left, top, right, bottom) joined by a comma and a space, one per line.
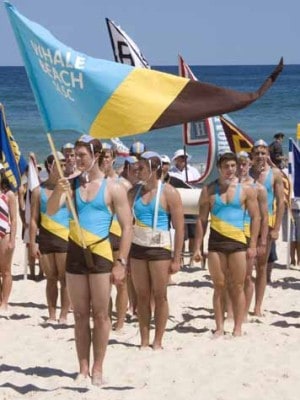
0, 136, 286, 387
193, 140, 284, 337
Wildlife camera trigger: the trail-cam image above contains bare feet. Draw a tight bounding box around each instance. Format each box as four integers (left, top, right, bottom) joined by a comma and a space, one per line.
152, 343, 163, 351
91, 371, 103, 387
58, 317, 68, 325
212, 329, 224, 339
253, 308, 264, 317
74, 373, 90, 388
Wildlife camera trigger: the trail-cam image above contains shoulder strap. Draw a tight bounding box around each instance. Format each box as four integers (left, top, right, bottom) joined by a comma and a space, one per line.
153, 180, 162, 231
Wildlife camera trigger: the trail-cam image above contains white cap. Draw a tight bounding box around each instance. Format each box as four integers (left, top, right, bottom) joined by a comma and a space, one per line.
161, 154, 170, 164
172, 149, 191, 162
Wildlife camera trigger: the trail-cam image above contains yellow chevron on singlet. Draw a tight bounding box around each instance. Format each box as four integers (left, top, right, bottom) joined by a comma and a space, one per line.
69, 220, 113, 261
268, 213, 275, 228
110, 219, 121, 237
40, 214, 69, 241
90, 68, 188, 138
211, 215, 247, 244
244, 222, 250, 238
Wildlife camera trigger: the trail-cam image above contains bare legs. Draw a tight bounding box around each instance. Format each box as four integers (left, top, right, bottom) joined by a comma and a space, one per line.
254, 241, 271, 316
66, 273, 111, 385
39, 252, 70, 322
208, 251, 246, 336
131, 258, 170, 349
0, 235, 14, 312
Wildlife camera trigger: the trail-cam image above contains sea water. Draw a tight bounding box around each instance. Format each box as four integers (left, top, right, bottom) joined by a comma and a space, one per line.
0, 64, 299, 165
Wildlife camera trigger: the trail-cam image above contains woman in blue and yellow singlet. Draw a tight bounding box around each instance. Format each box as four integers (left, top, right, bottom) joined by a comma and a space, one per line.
30, 152, 70, 324
47, 135, 132, 387
128, 151, 185, 350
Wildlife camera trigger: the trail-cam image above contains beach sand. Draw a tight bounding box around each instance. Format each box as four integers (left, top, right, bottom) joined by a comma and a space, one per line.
1, 223, 300, 400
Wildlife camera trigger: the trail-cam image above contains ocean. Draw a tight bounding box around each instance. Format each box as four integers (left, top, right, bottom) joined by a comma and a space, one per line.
0, 64, 299, 166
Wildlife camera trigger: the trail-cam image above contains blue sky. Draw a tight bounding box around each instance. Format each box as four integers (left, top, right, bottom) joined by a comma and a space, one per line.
1, 0, 299, 66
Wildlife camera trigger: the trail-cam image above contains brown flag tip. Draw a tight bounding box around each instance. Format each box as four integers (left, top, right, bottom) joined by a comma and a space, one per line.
153, 58, 284, 130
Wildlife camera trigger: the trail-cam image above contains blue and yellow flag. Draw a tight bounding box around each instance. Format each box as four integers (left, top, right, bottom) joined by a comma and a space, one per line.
0, 104, 27, 191
5, 2, 284, 139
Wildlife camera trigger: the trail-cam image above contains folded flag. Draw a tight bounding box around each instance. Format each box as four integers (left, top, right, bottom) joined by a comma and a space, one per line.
0, 103, 28, 191
5, 2, 284, 139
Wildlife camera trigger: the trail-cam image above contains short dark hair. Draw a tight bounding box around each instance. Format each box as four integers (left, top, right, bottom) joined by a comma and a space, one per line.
75, 137, 102, 155
274, 132, 284, 139
217, 152, 237, 167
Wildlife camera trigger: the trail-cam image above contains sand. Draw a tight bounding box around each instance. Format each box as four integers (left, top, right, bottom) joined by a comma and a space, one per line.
0, 225, 300, 400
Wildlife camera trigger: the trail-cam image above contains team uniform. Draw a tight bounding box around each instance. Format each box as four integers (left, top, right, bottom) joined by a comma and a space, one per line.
38, 186, 69, 254
66, 178, 113, 274
131, 184, 172, 261
208, 183, 248, 253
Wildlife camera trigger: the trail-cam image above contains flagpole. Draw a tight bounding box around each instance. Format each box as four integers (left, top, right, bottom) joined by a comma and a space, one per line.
47, 133, 89, 251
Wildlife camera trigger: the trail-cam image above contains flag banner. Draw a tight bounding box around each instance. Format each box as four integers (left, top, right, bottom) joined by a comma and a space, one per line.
178, 54, 207, 145
0, 103, 27, 191
288, 138, 300, 198
219, 115, 254, 153
6, 3, 284, 139
106, 18, 150, 68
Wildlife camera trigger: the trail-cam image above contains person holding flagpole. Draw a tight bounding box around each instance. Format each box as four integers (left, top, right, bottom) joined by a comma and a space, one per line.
47, 135, 132, 386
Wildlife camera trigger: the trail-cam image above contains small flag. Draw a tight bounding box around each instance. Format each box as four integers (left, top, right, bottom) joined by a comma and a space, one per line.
5, 2, 284, 139
0, 103, 27, 191
106, 18, 150, 68
288, 138, 300, 198
219, 115, 254, 154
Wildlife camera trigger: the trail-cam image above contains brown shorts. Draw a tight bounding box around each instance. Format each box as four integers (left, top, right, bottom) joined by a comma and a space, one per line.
109, 232, 121, 252
66, 239, 113, 274
38, 226, 68, 254
208, 229, 247, 254
130, 243, 171, 261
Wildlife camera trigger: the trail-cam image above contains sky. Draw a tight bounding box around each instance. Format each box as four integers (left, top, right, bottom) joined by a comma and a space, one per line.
0, 0, 299, 66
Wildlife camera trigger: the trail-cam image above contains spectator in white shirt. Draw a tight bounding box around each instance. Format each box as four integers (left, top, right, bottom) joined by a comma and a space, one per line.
169, 149, 200, 183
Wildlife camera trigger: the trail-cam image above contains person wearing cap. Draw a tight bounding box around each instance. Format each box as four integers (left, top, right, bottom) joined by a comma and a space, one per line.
0, 170, 17, 314
169, 149, 200, 183
47, 135, 132, 386
236, 151, 268, 320
61, 142, 78, 178
118, 155, 140, 317
129, 140, 146, 159
128, 151, 185, 349
250, 140, 284, 316
268, 132, 286, 169
160, 154, 171, 181
193, 152, 260, 337
29, 151, 71, 325
169, 149, 200, 259
99, 144, 130, 332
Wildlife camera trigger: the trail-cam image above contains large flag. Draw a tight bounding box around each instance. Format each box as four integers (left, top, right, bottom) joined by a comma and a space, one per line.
106, 18, 150, 68
288, 138, 300, 198
0, 103, 27, 191
6, 3, 283, 139
178, 55, 233, 183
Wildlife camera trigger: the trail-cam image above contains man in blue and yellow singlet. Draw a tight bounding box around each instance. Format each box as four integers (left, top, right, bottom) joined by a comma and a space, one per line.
193, 152, 260, 337
250, 140, 284, 317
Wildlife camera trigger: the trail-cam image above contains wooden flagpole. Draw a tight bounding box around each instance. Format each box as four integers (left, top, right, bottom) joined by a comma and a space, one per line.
47, 133, 89, 250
